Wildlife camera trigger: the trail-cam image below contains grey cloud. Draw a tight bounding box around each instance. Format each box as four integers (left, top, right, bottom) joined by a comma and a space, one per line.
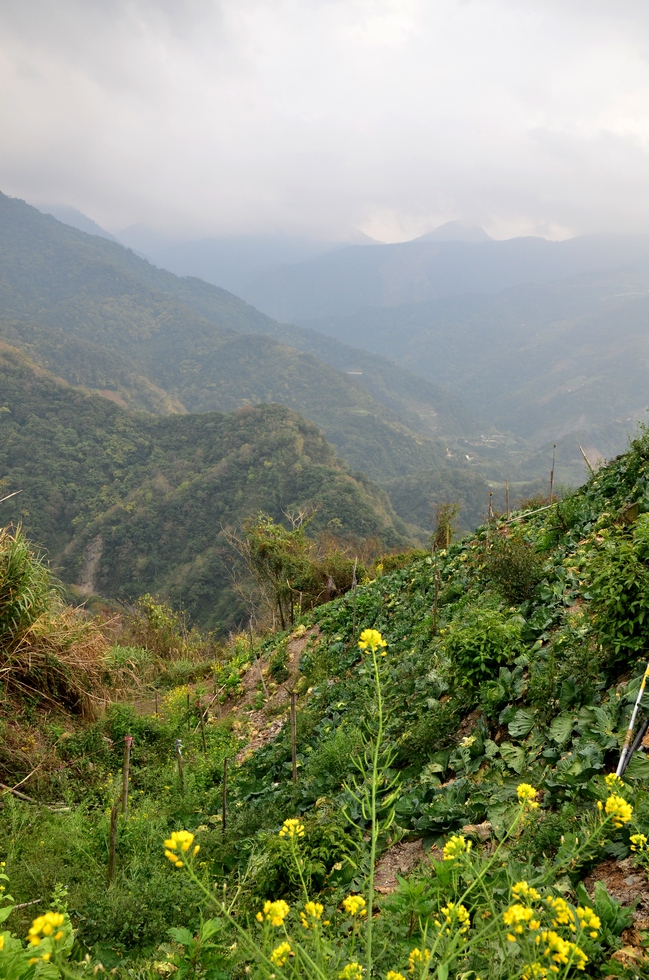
2, 0, 649, 241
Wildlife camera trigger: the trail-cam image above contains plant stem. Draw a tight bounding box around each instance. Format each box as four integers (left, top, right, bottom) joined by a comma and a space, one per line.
366, 648, 383, 976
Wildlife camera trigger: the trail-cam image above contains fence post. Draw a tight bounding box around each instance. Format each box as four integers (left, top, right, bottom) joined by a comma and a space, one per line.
222, 757, 227, 840
121, 735, 132, 817
290, 691, 297, 790
432, 567, 440, 634
175, 739, 185, 795
108, 804, 118, 883
199, 698, 207, 753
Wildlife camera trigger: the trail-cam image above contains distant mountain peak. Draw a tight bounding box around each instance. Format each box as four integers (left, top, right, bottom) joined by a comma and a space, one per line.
414, 221, 492, 244
36, 204, 118, 242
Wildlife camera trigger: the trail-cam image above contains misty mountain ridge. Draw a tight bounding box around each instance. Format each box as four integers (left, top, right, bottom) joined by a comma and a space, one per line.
35, 204, 119, 242
413, 220, 492, 243
240, 230, 649, 321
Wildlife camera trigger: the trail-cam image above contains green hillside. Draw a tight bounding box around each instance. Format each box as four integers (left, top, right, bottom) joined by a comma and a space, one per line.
0, 191, 477, 485
4, 421, 649, 977
301, 268, 649, 483
0, 346, 407, 629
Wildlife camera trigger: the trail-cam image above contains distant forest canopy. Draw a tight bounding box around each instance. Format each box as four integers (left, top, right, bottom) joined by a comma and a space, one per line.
0, 346, 409, 630
0, 191, 565, 513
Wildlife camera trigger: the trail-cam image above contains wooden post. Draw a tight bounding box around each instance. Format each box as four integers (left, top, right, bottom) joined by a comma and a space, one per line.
175, 739, 184, 795
187, 690, 191, 734
108, 804, 118, 883
505, 479, 510, 519
199, 698, 207, 752
549, 444, 556, 503
432, 567, 439, 634
222, 757, 227, 840
488, 491, 493, 520
155, 691, 158, 717
290, 691, 297, 789
352, 557, 358, 636
121, 735, 132, 817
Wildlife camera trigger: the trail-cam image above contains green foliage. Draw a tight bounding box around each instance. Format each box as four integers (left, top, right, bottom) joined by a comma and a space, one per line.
483, 532, 546, 603
0, 525, 53, 651
440, 603, 524, 685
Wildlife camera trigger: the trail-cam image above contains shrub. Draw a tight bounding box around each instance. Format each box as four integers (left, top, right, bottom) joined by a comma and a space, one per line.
483, 533, 545, 603
440, 605, 524, 685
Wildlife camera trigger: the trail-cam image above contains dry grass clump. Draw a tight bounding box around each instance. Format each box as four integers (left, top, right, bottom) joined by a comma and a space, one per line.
0, 525, 118, 718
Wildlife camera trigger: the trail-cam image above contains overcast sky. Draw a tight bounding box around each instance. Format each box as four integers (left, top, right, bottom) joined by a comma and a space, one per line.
2, 0, 649, 242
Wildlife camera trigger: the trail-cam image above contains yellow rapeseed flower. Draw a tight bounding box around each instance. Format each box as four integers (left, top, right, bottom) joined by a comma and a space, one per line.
269, 941, 293, 966
517, 784, 539, 807
503, 903, 535, 939
512, 881, 541, 902
605, 794, 633, 827
279, 818, 305, 839
434, 902, 470, 935
547, 896, 575, 930
358, 629, 387, 655
163, 830, 195, 855
258, 899, 290, 927
522, 963, 548, 979
300, 901, 324, 928
538, 930, 587, 971
387, 973, 407, 980
342, 894, 367, 917
0, 936, 4, 951
339, 963, 364, 980
604, 773, 625, 791
408, 948, 430, 974
576, 906, 600, 939
26, 911, 65, 946
442, 834, 471, 861
630, 833, 647, 852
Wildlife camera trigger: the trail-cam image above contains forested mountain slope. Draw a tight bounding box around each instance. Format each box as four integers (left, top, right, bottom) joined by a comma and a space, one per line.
0, 346, 407, 629
0, 192, 474, 484
300, 268, 649, 477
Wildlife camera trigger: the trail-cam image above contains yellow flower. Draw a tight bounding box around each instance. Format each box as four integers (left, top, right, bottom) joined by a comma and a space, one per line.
512, 881, 541, 902
434, 902, 470, 935
269, 941, 292, 967
387, 973, 407, 980
523, 963, 548, 979
0, 936, 3, 951
342, 894, 367, 917
259, 899, 290, 927
538, 930, 587, 971
605, 793, 633, 828
339, 963, 364, 980
358, 629, 387, 655
300, 901, 324, 928
503, 903, 535, 936
408, 948, 430, 974
547, 896, 575, 930
631, 833, 647, 852
442, 834, 471, 861
163, 830, 195, 857
604, 773, 625, 790
517, 784, 539, 807
279, 818, 305, 839
27, 911, 65, 946
576, 906, 600, 939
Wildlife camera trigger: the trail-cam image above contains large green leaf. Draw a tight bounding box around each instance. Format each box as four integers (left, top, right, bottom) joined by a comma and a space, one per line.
499, 742, 526, 773
548, 712, 574, 745
508, 708, 535, 739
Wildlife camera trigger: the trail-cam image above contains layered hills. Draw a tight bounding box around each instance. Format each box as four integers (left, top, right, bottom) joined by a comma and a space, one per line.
0, 346, 407, 629
241, 232, 649, 321
0, 192, 477, 485
301, 268, 649, 476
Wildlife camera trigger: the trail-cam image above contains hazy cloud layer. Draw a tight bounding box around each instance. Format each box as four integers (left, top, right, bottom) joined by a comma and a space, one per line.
2, 0, 649, 241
